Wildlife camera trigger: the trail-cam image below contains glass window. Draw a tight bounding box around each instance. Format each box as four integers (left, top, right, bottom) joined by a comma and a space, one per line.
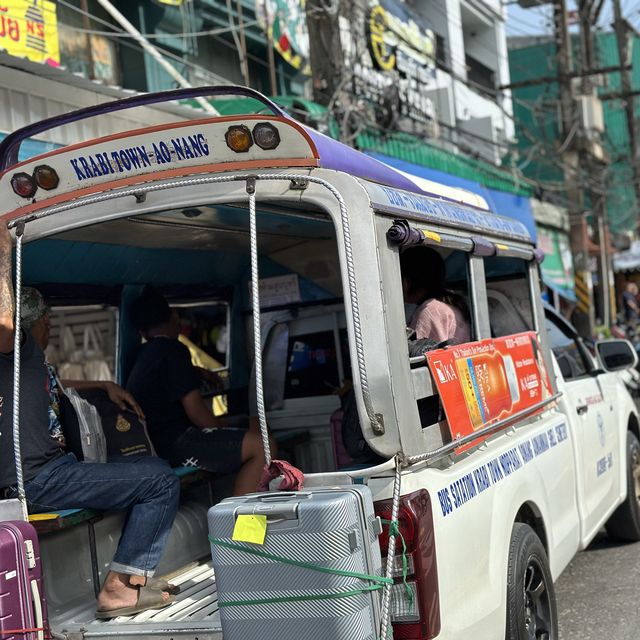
484, 256, 534, 337
545, 317, 588, 380
284, 331, 340, 399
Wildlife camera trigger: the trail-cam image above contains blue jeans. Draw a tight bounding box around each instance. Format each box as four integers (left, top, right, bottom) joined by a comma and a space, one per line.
19, 454, 180, 578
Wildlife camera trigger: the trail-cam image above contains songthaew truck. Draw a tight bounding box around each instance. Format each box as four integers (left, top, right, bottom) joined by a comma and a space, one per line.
0, 86, 639, 640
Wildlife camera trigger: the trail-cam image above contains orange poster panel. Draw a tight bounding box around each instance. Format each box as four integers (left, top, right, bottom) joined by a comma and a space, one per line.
425, 332, 553, 445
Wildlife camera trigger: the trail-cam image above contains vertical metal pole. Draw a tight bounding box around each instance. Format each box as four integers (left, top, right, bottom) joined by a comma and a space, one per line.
12, 224, 27, 522
87, 520, 101, 599
598, 214, 610, 327
379, 459, 402, 640
247, 179, 271, 466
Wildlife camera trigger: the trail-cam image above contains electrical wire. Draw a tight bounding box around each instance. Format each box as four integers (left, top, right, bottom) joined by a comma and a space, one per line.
59, 20, 262, 39
38, 0, 639, 217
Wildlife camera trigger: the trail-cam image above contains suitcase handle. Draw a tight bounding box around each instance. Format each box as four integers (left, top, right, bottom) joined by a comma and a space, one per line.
245, 492, 311, 503
236, 503, 299, 521
29, 580, 44, 640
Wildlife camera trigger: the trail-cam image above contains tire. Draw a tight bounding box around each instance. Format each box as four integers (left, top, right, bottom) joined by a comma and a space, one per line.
505, 523, 558, 640
605, 430, 640, 542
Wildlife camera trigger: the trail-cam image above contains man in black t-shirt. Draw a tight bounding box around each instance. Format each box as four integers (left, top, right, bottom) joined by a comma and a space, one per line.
0, 222, 179, 619
126, 287, 270, 495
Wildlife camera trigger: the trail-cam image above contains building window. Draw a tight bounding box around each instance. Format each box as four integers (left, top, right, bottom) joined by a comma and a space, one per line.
435, 33, 448, 70
465, 54, 496, 95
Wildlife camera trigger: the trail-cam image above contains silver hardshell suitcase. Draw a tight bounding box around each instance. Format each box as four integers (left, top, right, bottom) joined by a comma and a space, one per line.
208, 486, 383, 640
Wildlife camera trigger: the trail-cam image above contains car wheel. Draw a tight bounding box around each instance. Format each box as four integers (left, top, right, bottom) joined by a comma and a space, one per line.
606, 430, 640, 542
505, 523, 558, 640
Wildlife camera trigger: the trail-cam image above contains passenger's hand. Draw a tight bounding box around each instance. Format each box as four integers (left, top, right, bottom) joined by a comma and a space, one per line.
334, 379, 353, 398
104, 381, 145, 419
198, 367, 226, 394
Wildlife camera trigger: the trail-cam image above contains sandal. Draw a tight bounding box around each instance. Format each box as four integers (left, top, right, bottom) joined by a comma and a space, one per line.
146, 577, 180, 595
96, 584, 175, 619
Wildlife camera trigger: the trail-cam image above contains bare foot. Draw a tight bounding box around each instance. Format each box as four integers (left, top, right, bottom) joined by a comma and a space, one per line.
97, 571, 170, 612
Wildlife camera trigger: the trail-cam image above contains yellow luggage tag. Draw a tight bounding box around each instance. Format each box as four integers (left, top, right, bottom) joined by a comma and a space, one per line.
232, 514, 267, 545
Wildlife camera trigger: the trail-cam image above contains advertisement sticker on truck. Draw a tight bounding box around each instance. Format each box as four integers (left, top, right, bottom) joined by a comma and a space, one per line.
426, 331, 554, 448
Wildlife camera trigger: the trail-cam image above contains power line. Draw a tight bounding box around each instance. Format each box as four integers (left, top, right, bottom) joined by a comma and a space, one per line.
60, 20, 262, 39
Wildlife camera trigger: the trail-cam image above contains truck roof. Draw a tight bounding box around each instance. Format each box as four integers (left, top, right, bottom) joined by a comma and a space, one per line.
0, 86, 531, 243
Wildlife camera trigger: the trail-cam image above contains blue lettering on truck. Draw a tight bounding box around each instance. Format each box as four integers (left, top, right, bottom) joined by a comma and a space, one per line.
69, 132, 210, 181
436, 424, 568, 518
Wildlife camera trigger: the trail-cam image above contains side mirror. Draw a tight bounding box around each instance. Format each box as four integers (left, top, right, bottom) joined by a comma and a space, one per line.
595, 339, 639, 372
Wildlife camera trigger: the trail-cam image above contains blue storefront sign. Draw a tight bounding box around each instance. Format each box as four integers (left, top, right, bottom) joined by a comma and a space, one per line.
367, 152, 537, 241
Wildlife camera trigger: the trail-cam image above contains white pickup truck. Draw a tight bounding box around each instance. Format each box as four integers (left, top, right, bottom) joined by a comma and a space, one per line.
366, 304, 640, 640
0, 88, 638, 640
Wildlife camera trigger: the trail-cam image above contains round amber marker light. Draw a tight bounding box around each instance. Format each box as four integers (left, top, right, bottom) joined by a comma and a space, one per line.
253, 123, 280, 150
33, 165, 60, 190
225, 125, 253, 153
10, 172, 37, 198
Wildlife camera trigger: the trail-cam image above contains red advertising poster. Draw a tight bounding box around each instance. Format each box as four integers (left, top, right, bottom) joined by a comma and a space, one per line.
425, 332, 553, 447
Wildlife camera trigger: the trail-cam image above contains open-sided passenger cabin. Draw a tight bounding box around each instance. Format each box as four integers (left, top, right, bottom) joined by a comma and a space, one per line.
23, 191, 350, 628
0, 88, 545, 640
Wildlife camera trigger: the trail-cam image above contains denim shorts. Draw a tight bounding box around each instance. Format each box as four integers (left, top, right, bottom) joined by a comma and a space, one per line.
164, 426, 245, 473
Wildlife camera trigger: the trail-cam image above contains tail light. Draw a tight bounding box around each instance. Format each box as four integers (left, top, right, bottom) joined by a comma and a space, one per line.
33, 165, 59, 190
252, 122, 280, 150
225, 125, 253, 152
374, 489, 441, 639
11, 172, 37, 198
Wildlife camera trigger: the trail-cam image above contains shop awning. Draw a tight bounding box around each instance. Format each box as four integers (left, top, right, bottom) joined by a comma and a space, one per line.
614, 241, 640, 272
366, 152, 537, 240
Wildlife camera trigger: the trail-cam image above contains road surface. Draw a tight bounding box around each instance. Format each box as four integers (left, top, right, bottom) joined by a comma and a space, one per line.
556, 531, 640, 639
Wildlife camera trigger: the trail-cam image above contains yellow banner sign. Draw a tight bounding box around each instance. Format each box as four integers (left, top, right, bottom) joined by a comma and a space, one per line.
0, 0, 60, 67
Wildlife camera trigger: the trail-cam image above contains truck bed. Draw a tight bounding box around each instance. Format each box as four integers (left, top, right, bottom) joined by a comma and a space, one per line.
41, 490, 225, 640
53, 560, 223, 640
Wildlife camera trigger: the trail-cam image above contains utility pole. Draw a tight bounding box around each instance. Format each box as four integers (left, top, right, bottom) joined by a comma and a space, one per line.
262, 4, 278, 96
305, 0, 345, 106
613, 0, 640, 220
578, 0, 612, 329
553, 0, 595, 336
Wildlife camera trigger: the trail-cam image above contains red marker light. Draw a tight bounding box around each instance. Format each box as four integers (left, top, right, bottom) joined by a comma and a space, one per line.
252, 123, 280, 150
33, 165, 59, 190
11, 172, 37, 198
225, 125, 253, 153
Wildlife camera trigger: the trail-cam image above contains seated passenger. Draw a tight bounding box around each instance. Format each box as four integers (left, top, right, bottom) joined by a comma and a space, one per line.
126, 286, 271, 495
400, 246, 471, 345
20, 287, 143, 447
0, 223, 180, 619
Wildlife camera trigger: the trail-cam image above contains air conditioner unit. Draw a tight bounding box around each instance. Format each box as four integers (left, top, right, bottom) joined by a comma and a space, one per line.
577, 94, 604, 134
